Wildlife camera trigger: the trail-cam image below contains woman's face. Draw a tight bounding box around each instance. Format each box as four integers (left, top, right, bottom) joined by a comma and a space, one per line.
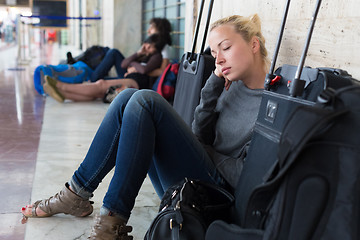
143, 42, 157, 55
147, 23, 158, 36
209, 24, 257, 81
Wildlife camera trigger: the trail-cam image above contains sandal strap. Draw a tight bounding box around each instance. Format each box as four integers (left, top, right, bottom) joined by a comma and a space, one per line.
31, 200, 42, 217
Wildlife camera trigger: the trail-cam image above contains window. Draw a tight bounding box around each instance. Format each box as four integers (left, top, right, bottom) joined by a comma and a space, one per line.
142, 0, 185, 61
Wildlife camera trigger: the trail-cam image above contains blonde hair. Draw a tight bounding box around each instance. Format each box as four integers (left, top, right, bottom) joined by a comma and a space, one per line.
210, 14, 270, 69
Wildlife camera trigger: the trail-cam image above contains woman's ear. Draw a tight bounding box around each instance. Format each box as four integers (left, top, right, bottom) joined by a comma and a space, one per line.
251, 36, 260, 54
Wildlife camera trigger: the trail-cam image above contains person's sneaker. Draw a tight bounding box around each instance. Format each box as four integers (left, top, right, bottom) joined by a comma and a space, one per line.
43, 75, 65, 103
88, 215, 133, 240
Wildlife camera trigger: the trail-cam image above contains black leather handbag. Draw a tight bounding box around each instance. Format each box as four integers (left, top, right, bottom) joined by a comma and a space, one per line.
144, 178, 234, 240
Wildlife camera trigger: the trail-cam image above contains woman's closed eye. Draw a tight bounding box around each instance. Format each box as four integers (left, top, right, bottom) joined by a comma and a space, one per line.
223, 45, 231, 51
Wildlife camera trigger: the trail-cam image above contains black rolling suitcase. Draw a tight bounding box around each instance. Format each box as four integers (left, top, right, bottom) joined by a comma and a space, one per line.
205, 0, 360, 239
172, 0, 215, 126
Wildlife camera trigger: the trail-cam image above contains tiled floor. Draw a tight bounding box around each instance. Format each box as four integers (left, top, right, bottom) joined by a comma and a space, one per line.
0, 41, 159, 240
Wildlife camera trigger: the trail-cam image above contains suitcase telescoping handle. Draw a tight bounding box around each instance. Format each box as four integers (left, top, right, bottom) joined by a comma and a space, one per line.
189, 0, 214, 62
264, 0, 292, 90
289, 0, 322, 97
183, 0, 214, 75
200, 0, 214, 54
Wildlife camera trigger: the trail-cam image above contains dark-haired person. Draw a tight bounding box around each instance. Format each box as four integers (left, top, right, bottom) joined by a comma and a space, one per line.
146, 17, 173, 77
90, 17, 172, 82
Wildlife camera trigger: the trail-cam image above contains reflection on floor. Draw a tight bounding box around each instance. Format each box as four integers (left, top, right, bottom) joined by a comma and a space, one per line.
0, 42, 159, 240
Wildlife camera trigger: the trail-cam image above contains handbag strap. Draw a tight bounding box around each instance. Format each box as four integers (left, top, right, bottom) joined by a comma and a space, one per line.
170, 201, 184, 240
157, 63, 172, 96
171, 224, 180, 240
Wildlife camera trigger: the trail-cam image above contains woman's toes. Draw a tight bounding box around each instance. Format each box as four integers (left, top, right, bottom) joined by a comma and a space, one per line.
21, 204, 47, 217
21, 205, 32, 217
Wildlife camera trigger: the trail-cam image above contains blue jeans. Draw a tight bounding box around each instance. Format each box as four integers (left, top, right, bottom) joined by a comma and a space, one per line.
90, 48, 127, 82
69, 89, 226, 219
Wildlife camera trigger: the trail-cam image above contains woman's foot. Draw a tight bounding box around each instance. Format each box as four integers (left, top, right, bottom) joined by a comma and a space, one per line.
21, 203, 47, 217
43, 75, 65, 103
21, 183, 93, 218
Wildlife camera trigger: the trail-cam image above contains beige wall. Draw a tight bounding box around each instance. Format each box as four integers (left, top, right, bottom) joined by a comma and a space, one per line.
83, 0, 141, 57
84, 0, 102, 49
102, 0, 114, 48
187, 0, 360, 79
101, 0, 142, 57
113, 0, 142, 57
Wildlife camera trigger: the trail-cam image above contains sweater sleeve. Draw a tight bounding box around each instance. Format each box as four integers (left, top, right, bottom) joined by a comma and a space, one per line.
129, 53, 162, 74
121, 53, 138, 69
192, 72, 225, 145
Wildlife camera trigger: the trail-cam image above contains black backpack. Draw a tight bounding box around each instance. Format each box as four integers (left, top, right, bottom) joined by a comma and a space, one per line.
66, 45, 109, 70
206, 85, 360, 240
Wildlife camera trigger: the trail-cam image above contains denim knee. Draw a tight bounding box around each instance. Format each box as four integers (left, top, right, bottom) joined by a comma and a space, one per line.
106, 48, 119, 56
129, 89, 164, 107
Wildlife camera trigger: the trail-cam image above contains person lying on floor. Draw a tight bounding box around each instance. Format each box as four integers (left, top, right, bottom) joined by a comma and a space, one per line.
43, 33, 165, 103
21, 14, 269, 239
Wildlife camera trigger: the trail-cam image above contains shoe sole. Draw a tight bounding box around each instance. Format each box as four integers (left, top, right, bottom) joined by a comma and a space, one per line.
45, 75, 58, 89
43, 82, 64, 103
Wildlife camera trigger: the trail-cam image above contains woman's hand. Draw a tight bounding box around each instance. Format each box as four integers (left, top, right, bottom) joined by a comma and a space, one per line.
137, 44, 146, 56
124, 66, 137, 77
224, 78, 232, 91
214, 66, 232, 91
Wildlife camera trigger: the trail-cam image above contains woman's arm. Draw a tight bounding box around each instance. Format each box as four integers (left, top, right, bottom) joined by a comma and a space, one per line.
147, 44, 171, 77
147, 58, 170, 77
121, 53, 139, 69
128, 52, 163, 74
192, 72, 225, 145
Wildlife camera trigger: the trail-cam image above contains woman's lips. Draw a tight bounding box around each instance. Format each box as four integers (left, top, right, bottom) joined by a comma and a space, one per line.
222, 67, 231, 75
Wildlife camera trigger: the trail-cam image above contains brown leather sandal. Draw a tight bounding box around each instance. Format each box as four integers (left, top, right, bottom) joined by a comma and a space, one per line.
27, 183, 93, 218
88, 215, 133, 240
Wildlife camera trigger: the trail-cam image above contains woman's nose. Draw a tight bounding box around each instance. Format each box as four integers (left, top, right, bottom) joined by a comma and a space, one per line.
216, 53, 224, 65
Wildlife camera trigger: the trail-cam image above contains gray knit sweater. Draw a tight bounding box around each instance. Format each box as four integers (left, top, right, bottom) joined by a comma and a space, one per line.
192, 73, 263, 188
